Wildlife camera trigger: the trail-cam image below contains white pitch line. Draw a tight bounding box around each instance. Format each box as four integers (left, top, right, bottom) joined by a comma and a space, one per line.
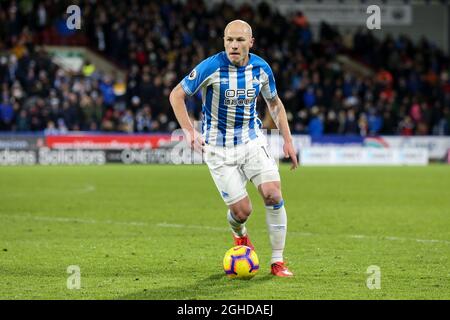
2, 214, 449, 245
76, 185, 96, 194
4, 214, 147, 227
348, 234, 450, 245
156, 222, 228, 232
4, 185, 96, 196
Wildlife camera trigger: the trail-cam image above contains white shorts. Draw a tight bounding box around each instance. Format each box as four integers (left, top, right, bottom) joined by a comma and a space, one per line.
204, 135, 280, 205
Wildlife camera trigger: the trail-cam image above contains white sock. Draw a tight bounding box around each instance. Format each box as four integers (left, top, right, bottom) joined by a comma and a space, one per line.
266, 200, 287, 264
227, 210, 247, 237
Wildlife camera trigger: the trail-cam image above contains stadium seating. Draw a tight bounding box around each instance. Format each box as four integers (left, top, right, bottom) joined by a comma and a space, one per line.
0, 0, 449, 135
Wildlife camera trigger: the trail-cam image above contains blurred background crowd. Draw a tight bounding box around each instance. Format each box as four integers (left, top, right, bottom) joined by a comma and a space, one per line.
1, 0, 449, 136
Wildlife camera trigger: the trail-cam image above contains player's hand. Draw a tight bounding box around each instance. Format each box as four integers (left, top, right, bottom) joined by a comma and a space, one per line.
187, 129, 205, 153
283, 141, 298, 170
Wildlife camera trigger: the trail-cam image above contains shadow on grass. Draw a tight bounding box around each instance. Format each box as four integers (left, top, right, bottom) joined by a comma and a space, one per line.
118, 272, 274, 300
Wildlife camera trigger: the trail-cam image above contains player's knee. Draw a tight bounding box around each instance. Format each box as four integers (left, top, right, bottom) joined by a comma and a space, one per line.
231, 205, 252, 222
262, 188, 282, 206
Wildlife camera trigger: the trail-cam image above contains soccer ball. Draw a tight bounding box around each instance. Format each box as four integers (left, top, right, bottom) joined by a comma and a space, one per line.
223, 245, 259, 279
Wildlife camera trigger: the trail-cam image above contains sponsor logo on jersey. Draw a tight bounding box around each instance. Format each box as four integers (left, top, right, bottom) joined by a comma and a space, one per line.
224, 88, 257, 106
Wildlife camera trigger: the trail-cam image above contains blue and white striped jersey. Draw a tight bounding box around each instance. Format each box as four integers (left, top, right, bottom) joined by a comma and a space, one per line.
180, 51, 277, 147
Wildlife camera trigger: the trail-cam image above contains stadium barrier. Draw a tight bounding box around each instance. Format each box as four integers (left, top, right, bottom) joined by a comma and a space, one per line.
307, 136, 450, 161
45, 133, 173, 149
0, 148, 180, 165
300, 147, 429, 166
0, 133, 45, 150
0, 133, 448, 165
362, 136, 450, 160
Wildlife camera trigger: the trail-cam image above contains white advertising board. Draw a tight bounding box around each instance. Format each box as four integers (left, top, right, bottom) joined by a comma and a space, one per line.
300, 147, 428, 166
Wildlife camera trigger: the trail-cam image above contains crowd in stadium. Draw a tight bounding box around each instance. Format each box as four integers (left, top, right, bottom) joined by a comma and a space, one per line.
1, 0, 449, 136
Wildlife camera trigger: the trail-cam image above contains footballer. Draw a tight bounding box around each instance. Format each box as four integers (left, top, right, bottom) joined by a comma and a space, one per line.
169, 20, 298, 277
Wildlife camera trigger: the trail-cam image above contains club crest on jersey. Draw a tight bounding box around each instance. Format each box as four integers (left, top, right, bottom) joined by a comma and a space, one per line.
188, 69, 197, 80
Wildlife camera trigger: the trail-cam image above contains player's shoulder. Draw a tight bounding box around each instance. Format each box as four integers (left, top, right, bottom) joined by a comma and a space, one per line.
249, 53, 272, 68
195, 52, 227, 73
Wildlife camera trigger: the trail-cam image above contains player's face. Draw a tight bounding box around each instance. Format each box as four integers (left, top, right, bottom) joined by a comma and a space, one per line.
224, 25, 254, 66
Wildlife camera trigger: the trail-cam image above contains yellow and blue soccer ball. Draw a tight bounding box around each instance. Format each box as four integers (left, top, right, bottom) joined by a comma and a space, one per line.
223, 245, 259, 279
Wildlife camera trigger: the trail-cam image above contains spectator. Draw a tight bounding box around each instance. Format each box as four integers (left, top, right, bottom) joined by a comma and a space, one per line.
82, 60, 96, 77
399, 116, 415, 136
325, 110, 339, 134
358, 113, 368, 137
0, 98, 14, 130
303, 87, 316, 109
308, 107, 324, 136
99, 76, 115, 109
15, 109, 29, 131
44, 120, 59, 135
367, 108, 383, 135
120, 109, 135, 133
345, 109, 358, 135
136, 105, 154, 132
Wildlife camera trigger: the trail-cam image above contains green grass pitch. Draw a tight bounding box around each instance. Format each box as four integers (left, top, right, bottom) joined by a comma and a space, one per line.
0, 164, 449, 299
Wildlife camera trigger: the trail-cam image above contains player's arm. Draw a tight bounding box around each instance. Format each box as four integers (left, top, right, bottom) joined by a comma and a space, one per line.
169, 84, 204, 152
261, 63, 298, 170
265, 95, 299, 170
169, 58, 217, 152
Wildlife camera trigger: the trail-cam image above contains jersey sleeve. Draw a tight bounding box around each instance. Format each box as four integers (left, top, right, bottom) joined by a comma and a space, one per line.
260, 63, 278, 101
180, 56, 218, 96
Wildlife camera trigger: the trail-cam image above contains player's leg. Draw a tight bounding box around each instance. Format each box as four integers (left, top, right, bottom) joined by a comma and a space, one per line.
258, 181, 284, 264
227, 195, 252, 236
204, 145, 254, 249
243, 138, 293, 277
256, 178, 293, 277
227, 195, 255, 249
